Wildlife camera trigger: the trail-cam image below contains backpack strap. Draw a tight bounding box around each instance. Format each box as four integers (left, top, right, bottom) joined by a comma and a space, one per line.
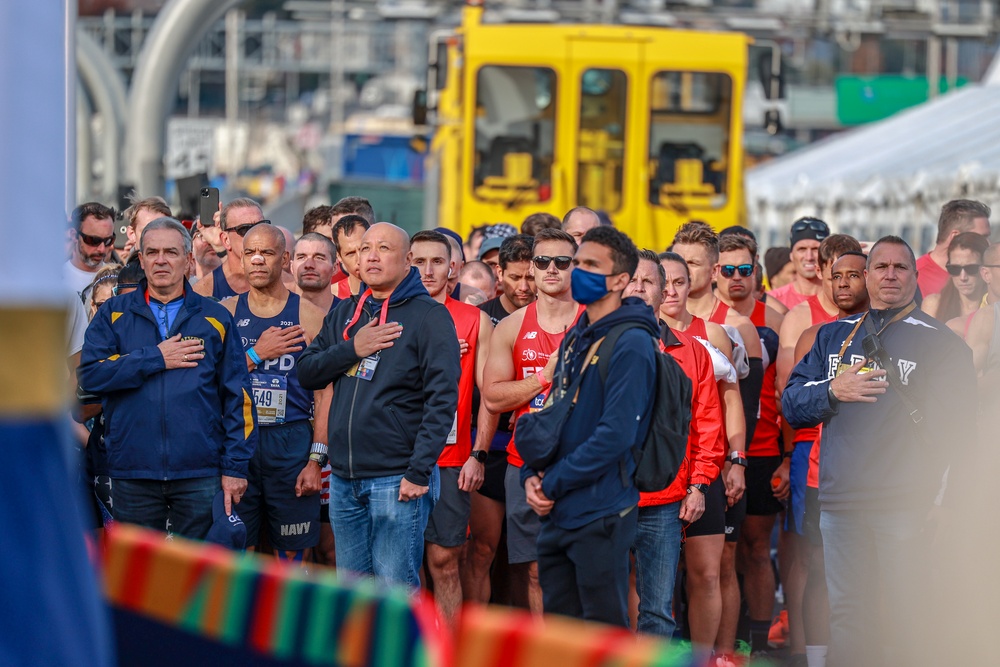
597, 321, 646, 383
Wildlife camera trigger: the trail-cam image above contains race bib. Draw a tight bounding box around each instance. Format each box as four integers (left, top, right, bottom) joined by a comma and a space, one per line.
251, 374, 287, 425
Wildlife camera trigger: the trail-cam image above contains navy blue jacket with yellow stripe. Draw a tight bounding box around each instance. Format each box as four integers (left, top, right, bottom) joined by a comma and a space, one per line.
78, 280, 257, 480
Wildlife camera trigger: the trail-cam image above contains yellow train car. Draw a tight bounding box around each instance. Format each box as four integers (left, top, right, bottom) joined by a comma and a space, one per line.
416, 3, 773, 251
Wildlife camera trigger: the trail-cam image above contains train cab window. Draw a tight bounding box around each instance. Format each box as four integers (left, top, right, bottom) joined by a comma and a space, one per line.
576, 68, 627, 213
648, 71, 732, 208
473, 66, 556, 205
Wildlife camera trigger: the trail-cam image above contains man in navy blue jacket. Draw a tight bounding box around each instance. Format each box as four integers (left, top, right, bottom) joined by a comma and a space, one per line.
521, 226, 657, 627
79, 218, 257, 540
782, 236, 977, 667
297, 222, 460, 588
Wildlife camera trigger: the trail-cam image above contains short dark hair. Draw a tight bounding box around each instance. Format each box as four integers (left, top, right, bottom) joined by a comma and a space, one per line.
834, 250, 868, 262
532, 227, 578, 253
498, 233, 535, 269
671, 221, 719, 263
521, 212, 562, 236
301, 205, 333, 235
867, 235, 915, 269
819, 234, 863, 269
580, 226, 639, 277
294, 232, 337, 259
331, 214, 371, 254
117, 253, 144, 286
718, 232, 758, 262
638, 248, 666, 291
719, 225, 757, 242
71, 202, 115, 228
659, 251, 691, 281
937, 199, 991, 244
332, 196, 375, 225
410, 229, 452, 259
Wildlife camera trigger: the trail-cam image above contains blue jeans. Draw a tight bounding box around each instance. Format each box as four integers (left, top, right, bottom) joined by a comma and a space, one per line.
820, 507, 930, 667
113, 476, 219, 540
330, 468, 439, 588
632, 501, 683, 637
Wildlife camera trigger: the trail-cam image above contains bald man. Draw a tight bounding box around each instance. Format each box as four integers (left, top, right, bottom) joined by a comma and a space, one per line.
298, 222, 461, 588
561, 206, 601, 244
222, 223, 331, 562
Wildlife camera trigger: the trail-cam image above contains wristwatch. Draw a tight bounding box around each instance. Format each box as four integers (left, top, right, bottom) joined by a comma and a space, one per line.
687, 483, 709, 495
309, 442, 329, 467
728, 451, 748, 467
470, 450, 488, 464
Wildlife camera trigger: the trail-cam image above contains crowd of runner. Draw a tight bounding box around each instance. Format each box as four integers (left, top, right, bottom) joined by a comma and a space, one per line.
63, 195, 994, 667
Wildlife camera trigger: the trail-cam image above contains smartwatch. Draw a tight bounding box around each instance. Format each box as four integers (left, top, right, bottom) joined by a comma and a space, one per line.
728, 451, 748, 467
470, 450, 488, 464
687, 483, 709, 495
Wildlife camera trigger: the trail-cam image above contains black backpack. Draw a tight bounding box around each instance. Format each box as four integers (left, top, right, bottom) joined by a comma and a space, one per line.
596, 322, 692, 493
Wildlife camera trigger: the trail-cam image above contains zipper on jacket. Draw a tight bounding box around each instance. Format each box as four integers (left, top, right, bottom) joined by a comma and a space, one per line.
346, 302, 375, 480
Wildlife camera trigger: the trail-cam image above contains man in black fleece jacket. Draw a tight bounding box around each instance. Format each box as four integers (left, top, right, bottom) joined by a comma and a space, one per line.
298, 223, 460, 588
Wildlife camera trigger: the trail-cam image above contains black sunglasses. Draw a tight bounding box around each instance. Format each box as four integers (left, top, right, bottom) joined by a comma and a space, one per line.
791, 218, 830, 235
79, 232, 116, 248
719, 263, 754, 278
533, 255, 573, 271
227, 219, 271, 237
946, 263, 981, 277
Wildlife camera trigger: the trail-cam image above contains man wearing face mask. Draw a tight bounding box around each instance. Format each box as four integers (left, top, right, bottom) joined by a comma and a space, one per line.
520, 226, 658, 627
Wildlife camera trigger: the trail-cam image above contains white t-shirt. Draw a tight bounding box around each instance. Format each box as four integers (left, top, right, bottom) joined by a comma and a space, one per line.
64, 260, 98, 297
67, 295, 88, 357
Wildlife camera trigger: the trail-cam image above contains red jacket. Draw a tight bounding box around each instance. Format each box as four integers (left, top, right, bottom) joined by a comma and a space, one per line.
640, 325, 725, 507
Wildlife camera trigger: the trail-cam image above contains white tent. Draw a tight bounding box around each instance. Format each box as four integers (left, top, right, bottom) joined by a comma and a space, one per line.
746, 83, 1000, 253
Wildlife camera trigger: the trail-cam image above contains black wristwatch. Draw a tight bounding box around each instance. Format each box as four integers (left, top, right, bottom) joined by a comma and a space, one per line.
470, 450, 488, 464
687, 483, 709, 495
728, 451, 748, 467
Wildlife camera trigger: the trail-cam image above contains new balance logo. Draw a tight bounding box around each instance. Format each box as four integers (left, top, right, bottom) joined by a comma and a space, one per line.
280, 521, 311, 536
523, 331, 538, 340
237, 319, 250, 327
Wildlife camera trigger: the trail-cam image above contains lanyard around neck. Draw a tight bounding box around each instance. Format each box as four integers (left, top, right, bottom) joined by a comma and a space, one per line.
837, 302, 916, 358
342, 288, 391, 341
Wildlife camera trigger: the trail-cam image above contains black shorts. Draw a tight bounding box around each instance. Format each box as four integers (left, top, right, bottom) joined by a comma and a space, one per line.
239, 420, 320, 551
477, 450, 508, 503
745, 455, 785, 516
803, 486, 822, 546
725, 492, 747, 543
685, 477, 726, 539
425, 467, 471, 548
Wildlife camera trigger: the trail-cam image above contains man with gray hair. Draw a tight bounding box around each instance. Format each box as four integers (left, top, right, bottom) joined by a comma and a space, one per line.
194, 197, 267, 299
79, 217, 257, 540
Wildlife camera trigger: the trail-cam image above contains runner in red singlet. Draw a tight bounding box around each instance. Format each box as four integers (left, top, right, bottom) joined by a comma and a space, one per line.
773, 235, 861, 660
790, 251, 869, 667
410, 230, 496, 629
482, 228, 582, 614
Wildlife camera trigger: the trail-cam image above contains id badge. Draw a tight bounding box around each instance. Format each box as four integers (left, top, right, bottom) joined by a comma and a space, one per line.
447, 412, 458, 444
836, 362, 875, 377
354, 355, 380, 381
251, 374, 287, 425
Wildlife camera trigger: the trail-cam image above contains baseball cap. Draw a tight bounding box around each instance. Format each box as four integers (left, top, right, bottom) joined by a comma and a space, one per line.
205, 490, 247, 550
434, 227, 466, 262
483, 223, 517, 240
789, 217, 829, 247
478, 237, 504, 260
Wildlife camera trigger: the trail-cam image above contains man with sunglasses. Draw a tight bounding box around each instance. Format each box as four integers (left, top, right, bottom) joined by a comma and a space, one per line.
783, 236, 977, 667
66, 202, 116, 296
482, 228, 584, 614
194, 197, 264, 300
916, 199, 990, 298
767, 217, 830, 315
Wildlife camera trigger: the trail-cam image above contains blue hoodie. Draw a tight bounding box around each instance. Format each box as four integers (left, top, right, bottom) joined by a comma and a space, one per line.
298, 266, 460, 486
530, 297, 659, 530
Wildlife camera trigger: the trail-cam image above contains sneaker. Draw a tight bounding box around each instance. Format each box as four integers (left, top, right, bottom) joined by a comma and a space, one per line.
767, 610, 789, 648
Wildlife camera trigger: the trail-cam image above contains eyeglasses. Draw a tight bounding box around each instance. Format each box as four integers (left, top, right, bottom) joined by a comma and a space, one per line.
113, 283, 139, 296
79, 232, 116, 248
946, 263, 981, 277
227, 220, 271, 237
982, 264, 1000, 269
719, 263, 754, 278
532, 255, 573, 271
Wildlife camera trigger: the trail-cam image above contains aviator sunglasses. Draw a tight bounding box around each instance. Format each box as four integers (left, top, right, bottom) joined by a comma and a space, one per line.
533, 255, 573, 271
719, 263, 754, 278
